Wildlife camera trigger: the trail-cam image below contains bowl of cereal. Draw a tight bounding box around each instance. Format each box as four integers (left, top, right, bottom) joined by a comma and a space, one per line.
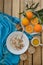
6, 31, 29, 55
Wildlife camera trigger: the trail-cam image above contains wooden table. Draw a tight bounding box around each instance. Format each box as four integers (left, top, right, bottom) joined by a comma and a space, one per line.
0, 0, 43, 65
19, 31, 43, 65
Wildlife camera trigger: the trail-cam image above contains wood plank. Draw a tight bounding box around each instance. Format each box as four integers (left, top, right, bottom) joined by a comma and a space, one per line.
20, 0, 33, 65
20, 0, 25, 19
41, 26, 43, 44
25, 0, 33, 65
4, 0, 12, 15
24, 0, 33, 65
28, 54, 32, 65
33, 0, 41, 65
42, 26, 43, 65
41, 0, 43, 65
19, 61, 23, 65
24, 51, 29, 65
19, 0, 25, 65
41, 0, 43, 9
33, 46, 41, 65
12, 0, 20, 18
33, 36, 41, 65
0, 0, 3, 12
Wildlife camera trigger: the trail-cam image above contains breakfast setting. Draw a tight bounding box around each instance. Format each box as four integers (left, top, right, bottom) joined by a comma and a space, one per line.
0, 0, 43, 65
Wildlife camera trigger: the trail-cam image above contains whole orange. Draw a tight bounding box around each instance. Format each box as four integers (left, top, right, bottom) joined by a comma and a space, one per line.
34, 24, 42, 32
22, 17, 29, 26
26, 11, 33, 19
25, 25, 33, 33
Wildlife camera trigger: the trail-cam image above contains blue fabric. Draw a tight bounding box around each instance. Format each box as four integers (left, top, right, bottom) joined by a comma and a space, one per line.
0, 13, 20, 65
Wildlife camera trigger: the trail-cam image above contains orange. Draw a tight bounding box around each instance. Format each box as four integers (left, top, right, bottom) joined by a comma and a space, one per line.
22, 17, 29, 26
31, 17, 38, 25
25, 25, 33, 33
34, 24, 42, 32
26, 11, 33, 19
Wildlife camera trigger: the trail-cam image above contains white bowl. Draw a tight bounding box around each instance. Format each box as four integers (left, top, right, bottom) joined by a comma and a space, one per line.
31, 37, 40, 47
6, 31, 29, 55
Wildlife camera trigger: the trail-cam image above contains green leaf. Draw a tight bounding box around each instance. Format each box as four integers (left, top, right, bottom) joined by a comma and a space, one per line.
26, 2, 39, 10
33, 2, 39, 9
40, 17, 43, 24
36, 9, 43, 16
19, 11, 25, 15
26, 4, 28, 8
30, 3, 35, 8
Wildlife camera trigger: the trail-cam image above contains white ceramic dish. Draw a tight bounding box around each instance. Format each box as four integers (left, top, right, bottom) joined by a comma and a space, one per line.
6, 31, 29, 55
31, 37, 40, 47
21, 10, 43, 35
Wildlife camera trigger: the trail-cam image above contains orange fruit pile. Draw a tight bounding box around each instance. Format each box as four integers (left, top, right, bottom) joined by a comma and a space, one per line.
21, 11, 42, 33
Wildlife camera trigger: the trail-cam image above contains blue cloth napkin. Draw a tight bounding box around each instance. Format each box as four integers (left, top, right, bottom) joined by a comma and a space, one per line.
0, 13, 20, 65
